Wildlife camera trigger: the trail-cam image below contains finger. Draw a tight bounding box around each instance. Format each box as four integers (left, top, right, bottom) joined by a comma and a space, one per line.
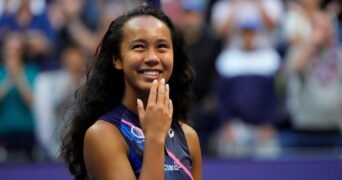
165, 84, 170, 105
148, 79, 158, 104
157, 78, 166, 105
168, 99, 173, 116
137, 98, 145, 120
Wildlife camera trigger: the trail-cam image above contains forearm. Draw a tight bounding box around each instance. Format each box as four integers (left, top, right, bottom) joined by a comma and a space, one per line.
291, 44, 318, 72
0, 78, 13, 100
256, 2, 277, 30
216, 16, 235, 39
139, 137, 165, 180
67, 20, 99, 52
14, 73, 34, 107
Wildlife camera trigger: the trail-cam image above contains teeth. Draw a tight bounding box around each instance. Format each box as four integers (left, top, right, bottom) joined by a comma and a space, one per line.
143, 71, 159, 76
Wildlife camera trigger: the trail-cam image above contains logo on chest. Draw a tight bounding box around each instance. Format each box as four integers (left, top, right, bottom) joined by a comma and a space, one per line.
164, 160, 180, 171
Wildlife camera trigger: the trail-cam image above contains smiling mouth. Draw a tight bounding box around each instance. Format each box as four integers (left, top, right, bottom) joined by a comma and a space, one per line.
141, 70, 160, 76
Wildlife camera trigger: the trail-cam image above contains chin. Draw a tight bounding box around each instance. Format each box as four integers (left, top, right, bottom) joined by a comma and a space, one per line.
139, 82, 153, 91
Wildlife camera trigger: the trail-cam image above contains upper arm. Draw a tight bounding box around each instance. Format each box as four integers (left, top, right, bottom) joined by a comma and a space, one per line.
181, 123, 202, 180
83, 120, 136, 180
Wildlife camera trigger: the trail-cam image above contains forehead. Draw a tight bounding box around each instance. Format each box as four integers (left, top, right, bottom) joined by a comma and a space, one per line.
122, 15, 172, 40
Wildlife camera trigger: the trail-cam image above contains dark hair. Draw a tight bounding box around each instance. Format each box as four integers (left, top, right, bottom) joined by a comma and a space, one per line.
61, 6, 194, 179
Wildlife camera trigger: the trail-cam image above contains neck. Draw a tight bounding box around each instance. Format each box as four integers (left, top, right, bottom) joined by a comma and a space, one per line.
122, 86, 149, 115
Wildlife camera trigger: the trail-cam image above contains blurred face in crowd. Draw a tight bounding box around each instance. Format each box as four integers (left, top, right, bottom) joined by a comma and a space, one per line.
62, 47, 86, 75
241, 29, 257, 51
18, 0, 31, 11
2, 33, 26, 76
180, 10, 203, 32
3, 33, 25, 61
299, 0, 321, 9
179, 9, 203, 44
312, 13, 333, 45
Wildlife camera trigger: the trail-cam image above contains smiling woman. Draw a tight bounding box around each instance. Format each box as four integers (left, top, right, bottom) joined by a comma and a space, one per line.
114, 15, 174, 95
60, 6, 202, 180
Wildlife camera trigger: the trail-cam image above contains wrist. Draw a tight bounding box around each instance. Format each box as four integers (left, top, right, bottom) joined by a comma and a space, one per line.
144, 134, 165, 146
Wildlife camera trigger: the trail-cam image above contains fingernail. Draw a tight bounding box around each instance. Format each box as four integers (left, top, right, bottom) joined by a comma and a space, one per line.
137, 98, 142, 105
166, 84, 169, 91
161, 78, 165, 84
153, 79, 157, 84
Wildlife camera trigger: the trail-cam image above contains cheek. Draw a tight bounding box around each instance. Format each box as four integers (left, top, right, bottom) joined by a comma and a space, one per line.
162, 51, 173, 65
165, 54, 174, 78
169, 58, 174, 72
121, 54, 140, 70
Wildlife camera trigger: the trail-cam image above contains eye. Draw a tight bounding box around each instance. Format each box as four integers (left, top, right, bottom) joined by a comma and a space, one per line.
132, 44, 144, 50
158, 43, 168, 49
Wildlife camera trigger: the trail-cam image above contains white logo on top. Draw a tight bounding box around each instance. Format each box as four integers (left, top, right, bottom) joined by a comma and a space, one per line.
168, 128, 174, 138
164, 161, 180, 171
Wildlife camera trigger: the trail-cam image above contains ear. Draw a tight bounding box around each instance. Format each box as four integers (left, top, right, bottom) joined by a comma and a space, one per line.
113, 57, 123, 70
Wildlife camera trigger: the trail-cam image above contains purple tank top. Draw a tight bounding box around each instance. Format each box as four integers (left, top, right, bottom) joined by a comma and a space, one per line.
99, 103, 193, 180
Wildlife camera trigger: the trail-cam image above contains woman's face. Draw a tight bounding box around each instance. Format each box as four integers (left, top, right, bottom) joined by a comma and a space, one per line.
116, 15, 174, 93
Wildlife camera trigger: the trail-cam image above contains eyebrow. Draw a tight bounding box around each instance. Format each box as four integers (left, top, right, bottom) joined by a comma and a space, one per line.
130, 39, 146, 44
130, 38, 171, 44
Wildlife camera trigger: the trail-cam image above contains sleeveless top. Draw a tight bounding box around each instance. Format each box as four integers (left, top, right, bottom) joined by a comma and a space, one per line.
99, 103, 194, 180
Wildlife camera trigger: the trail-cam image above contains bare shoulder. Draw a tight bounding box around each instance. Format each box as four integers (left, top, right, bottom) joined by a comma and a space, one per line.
180, 122, 202, 180
83, 120, 128, 165
84, 120, 135, 179
179, 122, 200, 154
180, 122, 198, 141
85, 120, 124, 142
84, 120, 127, 152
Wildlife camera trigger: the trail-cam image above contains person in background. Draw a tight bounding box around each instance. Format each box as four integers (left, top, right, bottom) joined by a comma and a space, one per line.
0, 32, 39, 162
60, 6, 202, 179
215, 19, 281, 158
34, 43, 87, 160
0, 0, 56, 71
211, 0, 283, 49
284, 0, 342, 146
47, 0, 145, 58
323, 0, 342, 44
177, 0, 221, 155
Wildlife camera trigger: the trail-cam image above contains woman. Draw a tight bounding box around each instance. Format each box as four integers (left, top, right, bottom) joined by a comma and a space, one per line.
61, 6, 202, 180
0, 32, 39, 161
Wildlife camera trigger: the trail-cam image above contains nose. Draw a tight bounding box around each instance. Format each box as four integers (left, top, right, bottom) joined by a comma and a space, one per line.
144, 49, 160, 66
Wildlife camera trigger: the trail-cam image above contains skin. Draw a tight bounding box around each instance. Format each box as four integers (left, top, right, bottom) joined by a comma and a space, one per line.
241, 29, 257, 51
289, 10, 332, 72
1, 34, 33, 107
83, 15, 202, 180
215, 0, 277, 38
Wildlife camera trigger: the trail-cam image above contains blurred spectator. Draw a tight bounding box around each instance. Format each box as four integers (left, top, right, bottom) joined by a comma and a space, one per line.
284, 0, 342, 134
211, 0, 284, 49
209, 0, 284, 158
323, 0, 342, 44
161, 0, 183, 25
48, 0, 137, 54
33, 43, 86, 160
214, 19, 281, 158
177, 0, 221, 155
0, 0, 56, 71
0, 32, 39, 162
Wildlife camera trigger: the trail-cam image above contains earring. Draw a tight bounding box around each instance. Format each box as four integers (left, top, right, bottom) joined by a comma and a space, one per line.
113, 61, 122, 70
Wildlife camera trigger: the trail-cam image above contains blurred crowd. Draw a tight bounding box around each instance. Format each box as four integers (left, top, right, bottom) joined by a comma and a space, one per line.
0, 0, 341, 162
